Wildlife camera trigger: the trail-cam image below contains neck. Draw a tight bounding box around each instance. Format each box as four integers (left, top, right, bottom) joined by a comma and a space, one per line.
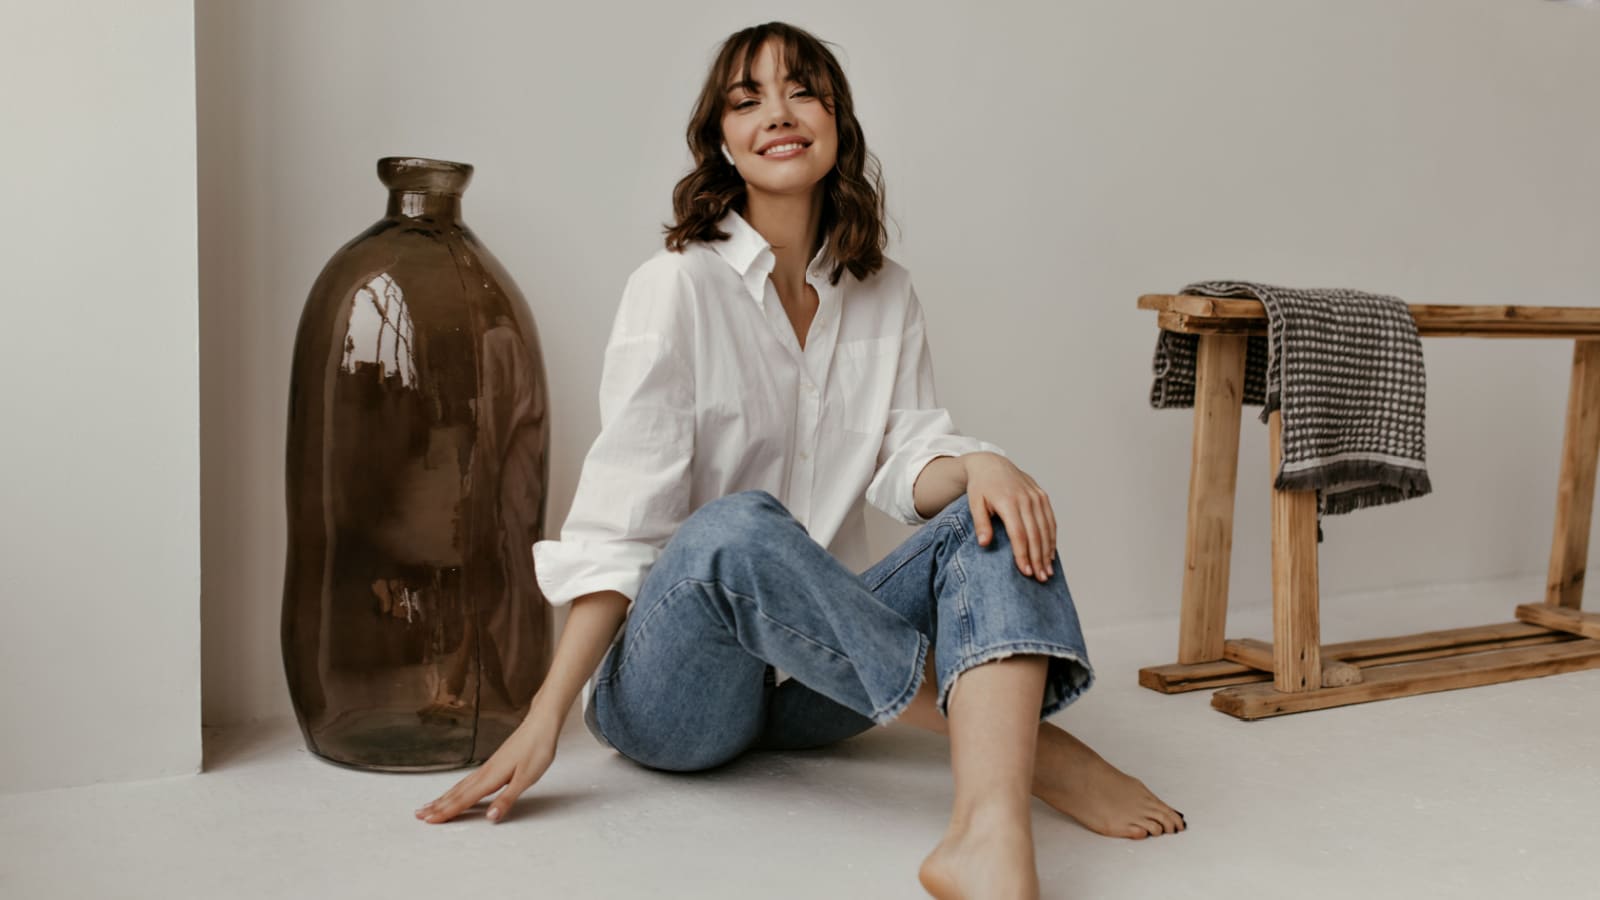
743, 187, 825, 293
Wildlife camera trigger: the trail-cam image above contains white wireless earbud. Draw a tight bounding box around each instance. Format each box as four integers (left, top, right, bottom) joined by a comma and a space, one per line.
721, 143, 736, 165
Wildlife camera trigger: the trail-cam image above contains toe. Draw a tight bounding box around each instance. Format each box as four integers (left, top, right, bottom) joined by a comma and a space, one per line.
1153, 807, 1182, 834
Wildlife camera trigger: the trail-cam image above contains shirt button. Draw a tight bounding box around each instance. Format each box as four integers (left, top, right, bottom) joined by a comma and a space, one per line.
803, 382, 817, 394
799, 451, 810, 461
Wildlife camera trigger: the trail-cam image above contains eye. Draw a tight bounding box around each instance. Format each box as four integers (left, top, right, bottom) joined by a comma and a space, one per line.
733, 99, 757, 110
790, 88, 812, 99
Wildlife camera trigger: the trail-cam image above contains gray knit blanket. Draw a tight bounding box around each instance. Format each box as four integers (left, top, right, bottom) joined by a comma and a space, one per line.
1150, 281, 1432, 523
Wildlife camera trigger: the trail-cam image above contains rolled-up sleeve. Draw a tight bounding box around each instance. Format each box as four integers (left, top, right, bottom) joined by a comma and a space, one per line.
865, 284, 1006, 526
532, 259, 696, 611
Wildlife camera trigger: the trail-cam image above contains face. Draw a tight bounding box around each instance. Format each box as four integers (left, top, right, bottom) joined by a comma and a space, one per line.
719, 39, 838, 201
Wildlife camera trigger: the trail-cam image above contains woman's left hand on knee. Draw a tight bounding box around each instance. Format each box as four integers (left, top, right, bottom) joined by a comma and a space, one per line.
962, 454, 1057, 582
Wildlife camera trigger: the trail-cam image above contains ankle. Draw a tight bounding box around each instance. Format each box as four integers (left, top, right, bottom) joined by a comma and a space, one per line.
949, 794, 1032, 836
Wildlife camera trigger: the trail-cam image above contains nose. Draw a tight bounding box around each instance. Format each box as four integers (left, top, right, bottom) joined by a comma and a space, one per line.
764, 97, 795, 130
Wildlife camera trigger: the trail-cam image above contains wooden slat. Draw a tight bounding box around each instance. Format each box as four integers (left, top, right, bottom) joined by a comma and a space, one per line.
1268, 410, 1322, 693
1546, 339, 1600, 609
1227, 627, 1581, 669
1516, 603, 1600, 640
1141, 294, 1600, 338
1138, 660, 1271, 694
1177, 334, 1247, 664
1140, 622, 1578, 694
1223, 639, 1361, 686
1305, 620, 1555, 660
1211, 638, 1600, 719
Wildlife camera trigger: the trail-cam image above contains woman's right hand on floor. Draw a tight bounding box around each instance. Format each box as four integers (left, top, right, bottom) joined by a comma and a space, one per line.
413, 709, 561, 825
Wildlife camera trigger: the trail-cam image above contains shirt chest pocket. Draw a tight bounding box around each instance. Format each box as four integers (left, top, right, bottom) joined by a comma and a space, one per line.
830, 336, 899, 437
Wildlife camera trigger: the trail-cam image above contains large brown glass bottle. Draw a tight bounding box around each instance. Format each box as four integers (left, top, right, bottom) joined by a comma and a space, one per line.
283, 157, 552, 771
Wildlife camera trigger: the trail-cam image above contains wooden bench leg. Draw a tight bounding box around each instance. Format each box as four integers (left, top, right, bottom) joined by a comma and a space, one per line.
1544, 339, 1600, 610
1268, 409, 1322, 692
1176, 333, 1247, 665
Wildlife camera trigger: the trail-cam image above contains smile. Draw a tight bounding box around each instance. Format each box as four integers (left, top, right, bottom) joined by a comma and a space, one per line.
759, 142, 809, 157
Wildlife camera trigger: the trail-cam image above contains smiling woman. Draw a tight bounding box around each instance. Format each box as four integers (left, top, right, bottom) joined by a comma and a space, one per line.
414, 19, 1184, 899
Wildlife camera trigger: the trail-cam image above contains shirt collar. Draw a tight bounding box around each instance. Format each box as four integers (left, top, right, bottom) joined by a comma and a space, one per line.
711, 208, 831, 308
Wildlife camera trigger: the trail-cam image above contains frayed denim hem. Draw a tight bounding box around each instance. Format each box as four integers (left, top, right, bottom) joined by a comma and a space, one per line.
937, 641, 1096, 721
871, 630, 931, 726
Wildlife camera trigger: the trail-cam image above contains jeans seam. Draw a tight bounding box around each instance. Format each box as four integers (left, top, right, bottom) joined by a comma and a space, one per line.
872, 629, 931, 725
864, 517, 962, 593
601, 576, 853, 685
680, 577, 855, 666
596, 578, 700, 685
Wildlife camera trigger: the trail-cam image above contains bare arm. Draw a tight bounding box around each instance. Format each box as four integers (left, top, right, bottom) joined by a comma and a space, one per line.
912, 453, 971, 521
525, 589, 631, 728
414, 589, 629, 825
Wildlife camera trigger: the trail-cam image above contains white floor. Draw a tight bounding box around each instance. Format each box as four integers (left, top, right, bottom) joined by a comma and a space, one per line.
3, 574, 1597, 899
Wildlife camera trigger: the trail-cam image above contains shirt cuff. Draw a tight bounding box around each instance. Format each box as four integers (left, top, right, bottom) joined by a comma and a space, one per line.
532, 538, 661, 615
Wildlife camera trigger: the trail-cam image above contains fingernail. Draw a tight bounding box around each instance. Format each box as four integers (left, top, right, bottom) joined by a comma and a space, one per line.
487, 807, 501, 822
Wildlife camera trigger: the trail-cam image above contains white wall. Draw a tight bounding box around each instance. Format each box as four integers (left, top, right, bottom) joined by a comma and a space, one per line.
196, 0, 1600, 728
0, 2, 200, 792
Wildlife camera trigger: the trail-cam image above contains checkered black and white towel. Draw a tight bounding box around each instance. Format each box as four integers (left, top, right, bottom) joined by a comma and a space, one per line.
1150, 281, 1432, 522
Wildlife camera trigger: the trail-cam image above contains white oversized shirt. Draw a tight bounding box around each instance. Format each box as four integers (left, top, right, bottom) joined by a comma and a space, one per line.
532, 209, 1007, 722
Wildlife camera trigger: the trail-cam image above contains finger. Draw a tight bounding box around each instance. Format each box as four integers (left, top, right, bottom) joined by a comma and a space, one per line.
486, 771, 535, 824
1002, 495, 1035, 577
999, 500, 1031, 575
416, 774, 479, 819
1021, 494, 1045, 579
1040, 490, 1057, 574
1030, 490, 1056, 573
972, 494, 993, 546
420, 769, 504, 823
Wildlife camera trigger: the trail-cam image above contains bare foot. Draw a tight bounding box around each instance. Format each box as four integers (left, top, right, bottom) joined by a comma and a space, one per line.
918, 805, 1039, 900
1030, 724, 1186, 840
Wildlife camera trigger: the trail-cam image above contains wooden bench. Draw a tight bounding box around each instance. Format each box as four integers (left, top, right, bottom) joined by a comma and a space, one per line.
1137, 294, 1600, 719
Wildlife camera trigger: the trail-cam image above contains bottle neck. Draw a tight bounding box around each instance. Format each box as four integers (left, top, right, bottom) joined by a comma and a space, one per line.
387, 191, 462, 220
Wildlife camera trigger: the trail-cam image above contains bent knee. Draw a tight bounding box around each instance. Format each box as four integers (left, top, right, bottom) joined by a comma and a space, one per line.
677, 489, 790, 545
942, 493, 1021, 547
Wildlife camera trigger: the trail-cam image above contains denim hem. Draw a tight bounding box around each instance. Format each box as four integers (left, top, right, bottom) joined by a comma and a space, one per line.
870, 629, 931, 726
937, 640, 1096, 721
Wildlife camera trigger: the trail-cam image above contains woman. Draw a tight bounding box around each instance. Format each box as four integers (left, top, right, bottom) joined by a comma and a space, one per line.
416, 22, 1184, 898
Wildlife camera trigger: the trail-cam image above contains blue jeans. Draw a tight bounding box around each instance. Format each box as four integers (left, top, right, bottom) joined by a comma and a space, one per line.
587, 489, 1095, 772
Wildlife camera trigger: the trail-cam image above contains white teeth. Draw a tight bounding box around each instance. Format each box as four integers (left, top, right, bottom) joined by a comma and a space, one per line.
761, 142, 806, 155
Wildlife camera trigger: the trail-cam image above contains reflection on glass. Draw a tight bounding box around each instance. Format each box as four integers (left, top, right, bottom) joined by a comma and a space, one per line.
342, 272, 418, 387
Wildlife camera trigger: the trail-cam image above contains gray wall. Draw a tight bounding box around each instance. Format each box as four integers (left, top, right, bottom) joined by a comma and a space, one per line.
195, 0, 1600, 729
1, 1, 200, 792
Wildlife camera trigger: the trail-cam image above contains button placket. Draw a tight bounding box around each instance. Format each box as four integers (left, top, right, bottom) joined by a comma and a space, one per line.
791, 378, 819, 514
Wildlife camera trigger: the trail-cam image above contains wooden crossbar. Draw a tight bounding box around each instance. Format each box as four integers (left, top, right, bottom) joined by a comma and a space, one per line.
1138, 294, 1600, 337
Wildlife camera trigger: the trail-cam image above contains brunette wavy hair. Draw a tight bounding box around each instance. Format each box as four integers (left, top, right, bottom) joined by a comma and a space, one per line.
663, 22, 887, 286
